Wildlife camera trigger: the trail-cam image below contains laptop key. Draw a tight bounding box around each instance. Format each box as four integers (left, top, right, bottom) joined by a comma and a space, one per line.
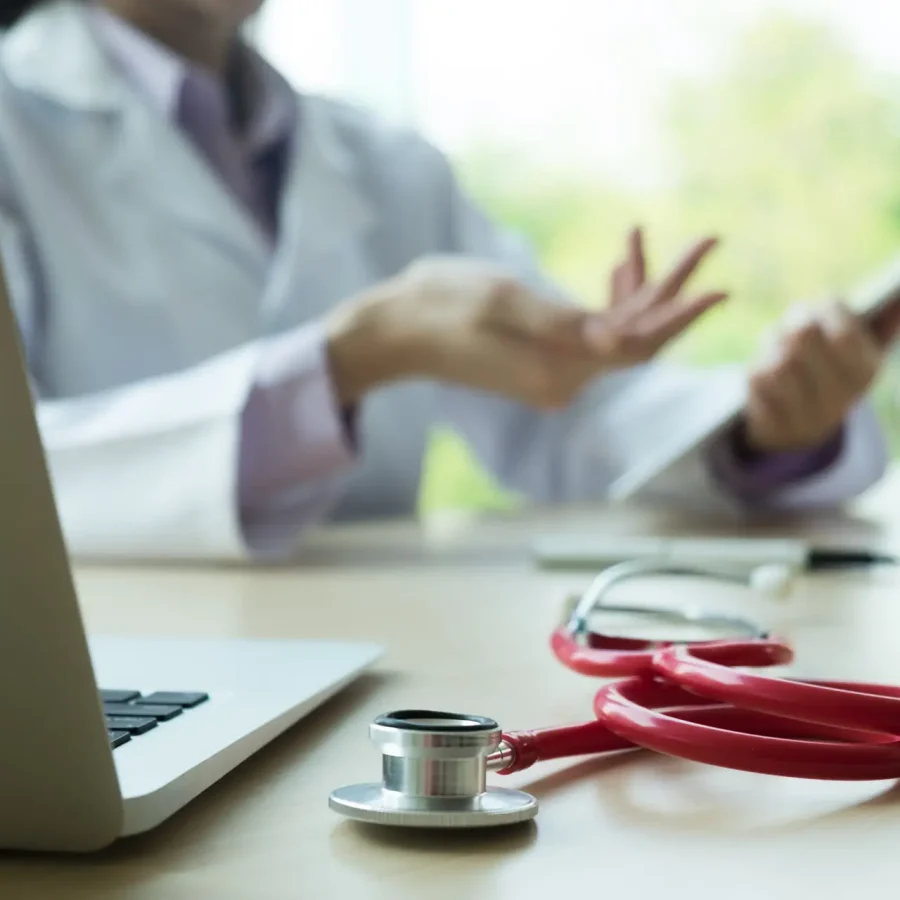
103, 703, 183, 721
108, 731, 132, 749
137, 692, 209, 709
105, 716, 158, 735
100, 690, 141, 703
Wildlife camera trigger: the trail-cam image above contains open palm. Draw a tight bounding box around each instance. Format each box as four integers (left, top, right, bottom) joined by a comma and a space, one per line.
587, 227, 727, 365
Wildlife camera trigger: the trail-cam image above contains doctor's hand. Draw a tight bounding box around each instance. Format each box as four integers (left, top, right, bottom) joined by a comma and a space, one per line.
326, 239, 726, 410
741, 300, 900, 454
596, 228, 727, 365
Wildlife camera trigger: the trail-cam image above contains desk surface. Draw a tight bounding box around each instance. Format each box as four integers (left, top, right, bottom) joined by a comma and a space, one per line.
5, 483, 900, 899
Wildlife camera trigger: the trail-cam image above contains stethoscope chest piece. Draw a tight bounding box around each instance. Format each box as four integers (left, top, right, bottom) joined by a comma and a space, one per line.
328, 710, 538, 829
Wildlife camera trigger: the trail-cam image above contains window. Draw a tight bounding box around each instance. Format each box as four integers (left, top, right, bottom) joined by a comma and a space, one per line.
256, 0, 900, 510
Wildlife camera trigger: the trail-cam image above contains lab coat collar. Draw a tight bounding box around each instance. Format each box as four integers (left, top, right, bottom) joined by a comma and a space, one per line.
280, 94, 376, 255
1, 0, 126, 112
0, 0, 376, 277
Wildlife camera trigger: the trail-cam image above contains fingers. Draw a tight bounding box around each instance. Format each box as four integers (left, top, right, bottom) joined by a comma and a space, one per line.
610, 263, 627, 307
815, 302, 880, 386
788, 327, 838, 405
629, 227, 646, 288
635, 290, 727, 347
777, 304, 878, 401
744, 370, 796, 450
619, 227, 646, 299
651, 237, 719, 306
477, 237, 722, 376
609, 227, 646, 306
744, 302, 882, 451
583, 291, 726, 361
761, 328, 833, 444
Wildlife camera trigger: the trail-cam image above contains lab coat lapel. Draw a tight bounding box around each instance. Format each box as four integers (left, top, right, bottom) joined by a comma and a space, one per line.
261, 96, 377, 322
1, 0, 270, 278
104, 102, 271, 276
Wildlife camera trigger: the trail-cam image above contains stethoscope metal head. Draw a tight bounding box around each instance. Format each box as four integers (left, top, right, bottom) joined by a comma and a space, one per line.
328, 710, 538, 829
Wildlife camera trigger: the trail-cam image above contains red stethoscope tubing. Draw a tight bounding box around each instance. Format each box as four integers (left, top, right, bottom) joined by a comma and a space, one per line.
496, 627, 900, 781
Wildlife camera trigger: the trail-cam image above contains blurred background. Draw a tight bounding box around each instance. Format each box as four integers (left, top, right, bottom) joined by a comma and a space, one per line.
255, 0, 900, 512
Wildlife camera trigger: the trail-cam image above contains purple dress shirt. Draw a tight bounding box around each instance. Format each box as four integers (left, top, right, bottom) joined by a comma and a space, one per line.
87, 5, 837, 534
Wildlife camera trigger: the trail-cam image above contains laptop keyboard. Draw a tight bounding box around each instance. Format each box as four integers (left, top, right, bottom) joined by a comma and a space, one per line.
100, 689, 209, 749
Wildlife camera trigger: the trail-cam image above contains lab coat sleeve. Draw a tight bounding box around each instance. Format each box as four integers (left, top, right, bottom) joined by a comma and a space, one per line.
705, 402, 888, 512
34, 344, 262, 561
0, 197, 350, 561
236, 322, 359, 560
420, 140, 888, 513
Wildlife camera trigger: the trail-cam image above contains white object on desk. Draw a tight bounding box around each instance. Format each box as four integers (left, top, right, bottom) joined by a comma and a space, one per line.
532, 535, 809, 574
602, 366, 748, 504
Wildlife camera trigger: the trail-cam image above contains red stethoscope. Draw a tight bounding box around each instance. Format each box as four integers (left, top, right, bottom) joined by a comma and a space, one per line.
505, 559, 900, 781
330, 559, 900, 829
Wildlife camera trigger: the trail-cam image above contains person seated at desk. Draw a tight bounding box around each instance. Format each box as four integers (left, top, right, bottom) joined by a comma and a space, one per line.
0, 0, 895, 561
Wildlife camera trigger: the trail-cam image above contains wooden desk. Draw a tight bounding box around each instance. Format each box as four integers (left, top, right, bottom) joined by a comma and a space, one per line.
4, 488, 900, 899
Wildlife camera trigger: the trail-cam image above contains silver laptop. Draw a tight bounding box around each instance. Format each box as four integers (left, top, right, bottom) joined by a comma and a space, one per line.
0, 278, 382, 852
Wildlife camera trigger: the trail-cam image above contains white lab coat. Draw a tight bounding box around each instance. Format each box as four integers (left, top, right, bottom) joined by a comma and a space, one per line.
0, 1, 887, 561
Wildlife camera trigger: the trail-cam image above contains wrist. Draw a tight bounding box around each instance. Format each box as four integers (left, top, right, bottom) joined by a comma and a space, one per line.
729, 417, 768, 463
732, 416, 844, 462
325, 279, 422, 404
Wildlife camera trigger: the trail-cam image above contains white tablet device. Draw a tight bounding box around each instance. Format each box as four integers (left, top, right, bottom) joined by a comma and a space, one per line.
604, 365, 748, 503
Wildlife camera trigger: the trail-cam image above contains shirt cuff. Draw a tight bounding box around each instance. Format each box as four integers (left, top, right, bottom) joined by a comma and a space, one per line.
238, 321, 358, 512
707, 420, 845, 502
